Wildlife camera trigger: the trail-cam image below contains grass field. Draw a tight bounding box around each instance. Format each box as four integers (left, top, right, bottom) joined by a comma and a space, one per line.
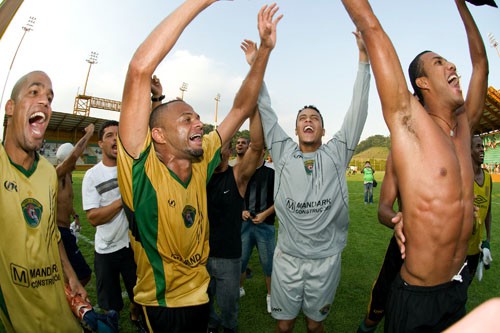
2, 171, 499, 332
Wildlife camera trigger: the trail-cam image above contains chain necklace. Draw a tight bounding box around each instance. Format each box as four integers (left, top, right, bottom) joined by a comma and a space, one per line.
428, 113, 458, 137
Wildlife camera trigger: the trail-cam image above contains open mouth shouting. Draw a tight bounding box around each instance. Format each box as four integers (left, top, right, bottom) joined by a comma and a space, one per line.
447, 73, 461, 90
28, 111, 47, 138
303, 125, 314, 133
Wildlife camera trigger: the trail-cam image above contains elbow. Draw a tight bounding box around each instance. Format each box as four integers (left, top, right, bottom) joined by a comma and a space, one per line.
85, 212, 99, 227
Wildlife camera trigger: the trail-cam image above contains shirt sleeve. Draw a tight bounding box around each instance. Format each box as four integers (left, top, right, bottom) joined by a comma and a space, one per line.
81, 168, 100, 210
257, 82, 293, 164
330, 62, 371, 167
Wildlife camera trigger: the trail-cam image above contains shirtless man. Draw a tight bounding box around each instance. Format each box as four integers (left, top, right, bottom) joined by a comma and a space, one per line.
342, 0, 488, 331
56, 123, 94, 286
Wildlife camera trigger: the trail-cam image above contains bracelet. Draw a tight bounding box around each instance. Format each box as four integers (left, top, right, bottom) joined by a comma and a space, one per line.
74, 214, 79, 219
151, 95, 165, 102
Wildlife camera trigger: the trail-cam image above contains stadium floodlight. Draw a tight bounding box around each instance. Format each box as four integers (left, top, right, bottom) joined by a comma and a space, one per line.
82, 51, 99, 96
0, 16, 36, 116
488, 33, 500, 59
214, 93, 221, 128
179, 82, 188, 100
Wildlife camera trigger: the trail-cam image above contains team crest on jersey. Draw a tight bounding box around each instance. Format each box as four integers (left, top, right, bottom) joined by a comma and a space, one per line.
21, 198, 43, 227
304, 159, 314, 175
182, 205, 196, 228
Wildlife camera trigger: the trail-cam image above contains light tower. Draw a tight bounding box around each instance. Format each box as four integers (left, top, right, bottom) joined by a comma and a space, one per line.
179, 82, 188, 100
0, 16, 36, 113
489, 33, 500, 59
214, 93, 221, 129
82, 51, 98, 96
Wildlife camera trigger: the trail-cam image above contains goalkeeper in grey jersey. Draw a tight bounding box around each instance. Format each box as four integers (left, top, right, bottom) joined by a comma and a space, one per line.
256, 32, 370, 333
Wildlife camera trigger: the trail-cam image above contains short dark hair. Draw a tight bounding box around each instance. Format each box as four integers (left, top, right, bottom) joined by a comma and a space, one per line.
408, 50, 432, 106
98, 120, 119, 140
296, 105, 324, 127
149, 99, 184, 129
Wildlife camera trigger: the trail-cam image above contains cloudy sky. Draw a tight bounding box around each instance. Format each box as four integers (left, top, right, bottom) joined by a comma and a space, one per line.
0, 0, 499, 140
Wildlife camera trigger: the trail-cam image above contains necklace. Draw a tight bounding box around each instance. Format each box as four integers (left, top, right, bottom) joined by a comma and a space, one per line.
428, 113, 458, 137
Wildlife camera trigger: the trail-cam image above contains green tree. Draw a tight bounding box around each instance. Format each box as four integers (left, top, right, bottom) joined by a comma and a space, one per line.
355, 135, 391, 154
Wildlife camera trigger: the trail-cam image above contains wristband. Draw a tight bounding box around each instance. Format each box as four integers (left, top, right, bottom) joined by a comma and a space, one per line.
74, 214, 79, 218
151, 95, 165, 102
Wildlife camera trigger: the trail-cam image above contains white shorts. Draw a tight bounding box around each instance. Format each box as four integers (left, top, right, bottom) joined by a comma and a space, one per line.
270, 246, 341, 322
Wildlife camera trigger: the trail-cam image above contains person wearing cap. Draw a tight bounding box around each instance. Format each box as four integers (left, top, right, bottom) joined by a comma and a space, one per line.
56, 123, 95, 286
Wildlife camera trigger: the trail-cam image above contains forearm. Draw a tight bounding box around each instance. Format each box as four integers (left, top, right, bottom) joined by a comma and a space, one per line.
260, 204, 275, 219
378, 204, 397, 229
59, 241, 78, 284
339, 62, 370, 149
86, 199, 123, 227
456, 0, 487, 66
485, 210, 491, 242
130, 0, 213, 76
233, 46, 272, 120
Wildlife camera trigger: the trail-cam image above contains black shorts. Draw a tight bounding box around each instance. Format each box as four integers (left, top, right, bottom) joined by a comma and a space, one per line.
59, 227, 92, 281
143, 303, 209, 333
367, 236, 403, 322
384, 267, 470, 333
94, 246, 137, 312
466, 253, 480, 280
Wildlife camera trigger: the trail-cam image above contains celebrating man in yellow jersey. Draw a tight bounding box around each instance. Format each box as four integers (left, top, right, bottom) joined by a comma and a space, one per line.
0, 71, 85, 332
117, 1, 281, 331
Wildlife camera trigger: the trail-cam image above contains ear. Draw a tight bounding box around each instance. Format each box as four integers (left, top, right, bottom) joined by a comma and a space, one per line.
416, 77, 429, 91
321, 128, 325, 137
151, 127, 166, 144
5, 99, 14, 116
295, 127, 298, 136
98, 140, 104, 149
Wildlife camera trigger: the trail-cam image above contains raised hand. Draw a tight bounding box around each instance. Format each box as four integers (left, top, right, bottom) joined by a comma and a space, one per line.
151, 75, 163, 97
353, 29, 369, 63
258, 3, 283, 50
240, 39, 258, 66
84, 123, 95, 135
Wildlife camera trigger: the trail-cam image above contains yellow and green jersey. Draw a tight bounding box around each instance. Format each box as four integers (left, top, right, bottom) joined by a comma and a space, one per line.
468, 170, 492, 255
0, 145, 80, 332
117, 131, 221, 308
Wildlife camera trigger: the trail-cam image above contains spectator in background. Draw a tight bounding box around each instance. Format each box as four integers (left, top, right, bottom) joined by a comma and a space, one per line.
467, 135, 493, 280
56, 123, 95, 287
361, 161, 375, 204
206, 106, 265, 333
229, 136, 250, 166
82, 120, 145, 332
239, 147, 275, 313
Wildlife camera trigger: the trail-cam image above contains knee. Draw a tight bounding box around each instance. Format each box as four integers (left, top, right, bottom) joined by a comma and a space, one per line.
276, 319, 295, 333
305, 317, 324, 333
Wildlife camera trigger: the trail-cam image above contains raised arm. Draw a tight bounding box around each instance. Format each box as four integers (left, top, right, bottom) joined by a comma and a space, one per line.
120, 0, 217, 158
56, 123, 94, 178
235, 108, 265, 197
216, 4, 282, 147
342, 0, 413, 130
455, 0, 489, 128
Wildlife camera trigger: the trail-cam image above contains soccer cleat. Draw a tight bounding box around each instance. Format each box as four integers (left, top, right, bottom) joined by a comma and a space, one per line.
239, 287, 246, 297
266, 294, 271, 313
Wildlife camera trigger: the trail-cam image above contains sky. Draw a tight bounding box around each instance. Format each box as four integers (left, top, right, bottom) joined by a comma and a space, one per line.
0, 0, 499, 141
